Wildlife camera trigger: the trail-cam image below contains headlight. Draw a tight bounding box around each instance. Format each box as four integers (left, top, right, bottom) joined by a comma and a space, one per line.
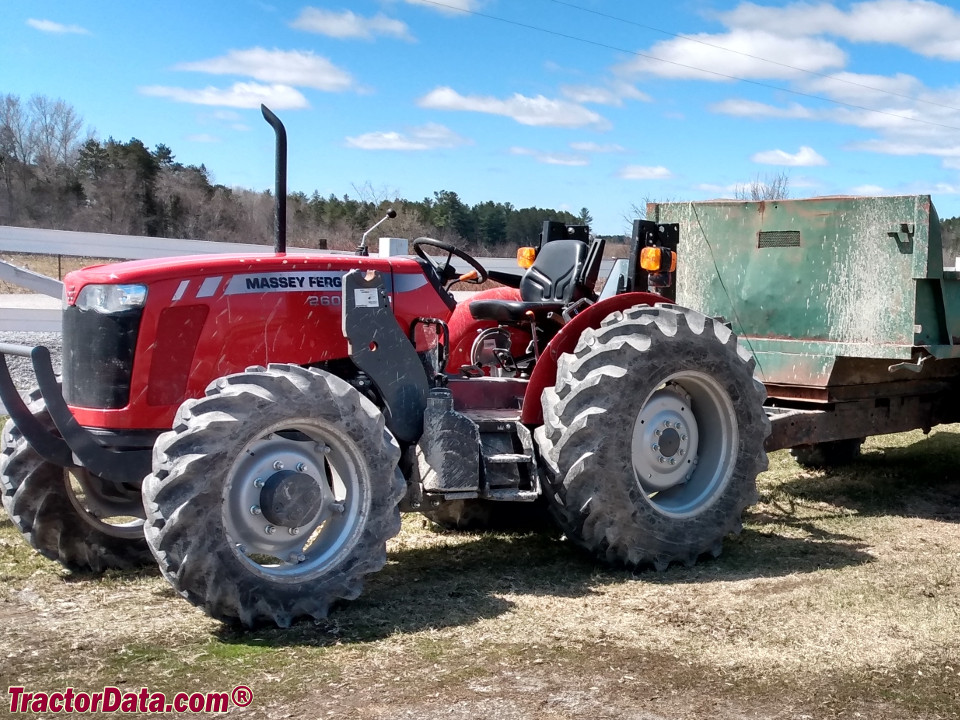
75, 284, 148, 313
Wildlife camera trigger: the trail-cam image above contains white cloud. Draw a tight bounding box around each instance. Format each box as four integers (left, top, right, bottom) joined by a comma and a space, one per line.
139, 82, 309, 109
850, 184, 888, 195
176, 48, 354, 92
570, 141, 626, 153
418, 87, 607, 128
721, 0, 960, 61
510, 147, 589, 166
560, 83, 650, 106
616, 30, 846, 81
27, 18, 89, 34
711, 99, 815, 119
695, 182, 740, 194
751, 146, 827, 166
291, 8, 413, 41
346, 123, 470, 151
618, 165, 672, 180
404, 0, 480, 13
186, 134, 220, 143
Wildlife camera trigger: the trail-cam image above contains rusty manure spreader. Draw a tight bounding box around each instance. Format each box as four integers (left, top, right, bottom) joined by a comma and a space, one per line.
2, 106, 959, 627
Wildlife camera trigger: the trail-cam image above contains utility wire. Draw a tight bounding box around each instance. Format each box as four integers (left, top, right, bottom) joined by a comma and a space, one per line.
546, 0, 960, 114
414, 0, 960, 132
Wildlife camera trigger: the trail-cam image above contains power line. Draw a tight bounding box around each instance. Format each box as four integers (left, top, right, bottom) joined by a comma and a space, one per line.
413, 0, 960, 132
546, 0, 960, 114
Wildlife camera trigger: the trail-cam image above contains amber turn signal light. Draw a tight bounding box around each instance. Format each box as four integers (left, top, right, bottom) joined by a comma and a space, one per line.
640, 246, 676, 272
517, 247, 536, 269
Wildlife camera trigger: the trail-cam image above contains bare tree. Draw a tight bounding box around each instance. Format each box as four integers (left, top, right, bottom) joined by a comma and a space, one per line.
734, 171, 790, 201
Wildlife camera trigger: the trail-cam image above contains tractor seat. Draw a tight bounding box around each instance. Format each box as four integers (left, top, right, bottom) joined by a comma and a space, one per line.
468, 299, 565, 324
469, 239, 590, 324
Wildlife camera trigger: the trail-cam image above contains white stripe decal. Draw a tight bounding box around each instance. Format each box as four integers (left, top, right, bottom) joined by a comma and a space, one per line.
197, 276, 222, 298
172, 280, 190, 302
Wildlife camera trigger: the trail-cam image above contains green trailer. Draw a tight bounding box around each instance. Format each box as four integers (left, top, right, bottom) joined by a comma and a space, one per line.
648, 195, 960, 464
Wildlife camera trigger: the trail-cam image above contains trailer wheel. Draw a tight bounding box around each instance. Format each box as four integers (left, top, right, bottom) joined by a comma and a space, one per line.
791, 438, 864, 469
142, 365, 404, 627
1, 389, 151, 572
537, 305, 769, 569
420, 498, 551, 531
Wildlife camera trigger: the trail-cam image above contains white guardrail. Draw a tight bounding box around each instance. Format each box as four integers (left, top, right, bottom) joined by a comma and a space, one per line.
0, 225, 614, 333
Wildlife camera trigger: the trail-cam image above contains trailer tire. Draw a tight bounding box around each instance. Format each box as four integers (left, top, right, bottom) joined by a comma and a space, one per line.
142, 365, 404, 627
1, 389, 151, 572
420, 497, 551, 531
791, 438, 864, 469
537, 304, 769, 569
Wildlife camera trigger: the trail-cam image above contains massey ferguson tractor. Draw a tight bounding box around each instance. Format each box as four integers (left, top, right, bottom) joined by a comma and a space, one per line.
0, 107, 769, 627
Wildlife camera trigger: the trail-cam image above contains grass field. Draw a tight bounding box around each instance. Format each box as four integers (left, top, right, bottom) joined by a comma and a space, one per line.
1, 428, 959, 719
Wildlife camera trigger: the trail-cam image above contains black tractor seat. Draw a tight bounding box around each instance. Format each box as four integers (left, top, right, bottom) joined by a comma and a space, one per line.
469, 299, 565, 324
470, 237, 603, 325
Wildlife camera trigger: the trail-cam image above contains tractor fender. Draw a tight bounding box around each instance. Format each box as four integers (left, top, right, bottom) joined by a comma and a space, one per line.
520, 292, 669, 425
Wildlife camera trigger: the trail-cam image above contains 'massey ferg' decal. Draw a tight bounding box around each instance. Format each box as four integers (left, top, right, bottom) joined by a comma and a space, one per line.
224, 271, 344, 295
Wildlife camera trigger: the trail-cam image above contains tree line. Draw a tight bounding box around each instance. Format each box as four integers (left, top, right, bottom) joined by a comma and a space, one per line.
0, 93, 595, 254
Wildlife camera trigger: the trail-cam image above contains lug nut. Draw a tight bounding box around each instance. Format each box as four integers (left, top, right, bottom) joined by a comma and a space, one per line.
654, 429, 662, 437
296, 462, 307, 473
679, 448, 685, 456
264, 525, 276, 535
669, 458, 676, 466
253, 477, 265, 488
676, 423, 683, 432
288, 527, 300, 536
652, 444, 660, 452
663, 420, 671, 428
250, 505, 262, 516
658, 456, 665, 464
273, 460, 284, 470
681, 434, 688, 441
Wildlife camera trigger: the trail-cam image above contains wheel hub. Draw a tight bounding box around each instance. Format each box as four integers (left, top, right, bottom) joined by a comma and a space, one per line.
632, 385, 700, 492
259, 469, 328, 528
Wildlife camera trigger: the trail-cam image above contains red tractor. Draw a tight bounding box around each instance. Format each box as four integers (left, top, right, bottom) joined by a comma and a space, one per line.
0, 108, 768, 627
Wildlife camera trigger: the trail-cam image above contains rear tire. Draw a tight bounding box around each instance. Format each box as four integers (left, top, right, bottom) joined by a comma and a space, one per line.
1, 389, 151, 572
537, 305, 769, 569
142, 365, 404, 627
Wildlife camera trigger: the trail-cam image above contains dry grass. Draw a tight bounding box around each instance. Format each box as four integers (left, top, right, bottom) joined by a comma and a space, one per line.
1, 428, 959, 718
0, 253, 120, 294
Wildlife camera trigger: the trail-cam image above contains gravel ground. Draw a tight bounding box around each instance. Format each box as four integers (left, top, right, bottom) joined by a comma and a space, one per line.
0, 332, 62, 405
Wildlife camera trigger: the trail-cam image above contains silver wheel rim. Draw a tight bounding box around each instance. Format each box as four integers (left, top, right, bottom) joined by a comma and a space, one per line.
65, 469, 145, 539
222, 419, 369, 582
631, 372, 738, 518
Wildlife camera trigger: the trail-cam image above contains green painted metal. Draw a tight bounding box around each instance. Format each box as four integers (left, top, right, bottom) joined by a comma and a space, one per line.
648, 195, 960, 390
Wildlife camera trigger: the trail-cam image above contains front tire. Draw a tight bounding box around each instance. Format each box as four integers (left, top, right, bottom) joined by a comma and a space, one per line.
537, 305, 769, 569
1, 390, 151, 572
142, 365, 404, 627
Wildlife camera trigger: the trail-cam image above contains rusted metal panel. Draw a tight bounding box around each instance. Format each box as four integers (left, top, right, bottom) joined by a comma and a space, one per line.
649, 195, 960, 392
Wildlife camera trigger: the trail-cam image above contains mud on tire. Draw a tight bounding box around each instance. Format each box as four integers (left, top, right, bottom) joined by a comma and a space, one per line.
536, 304, 770, 569
142, 365, 405, 627
1, 389, 152, 572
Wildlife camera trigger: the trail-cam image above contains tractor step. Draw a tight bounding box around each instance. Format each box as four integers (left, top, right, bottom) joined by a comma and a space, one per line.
484, 452, 533, 464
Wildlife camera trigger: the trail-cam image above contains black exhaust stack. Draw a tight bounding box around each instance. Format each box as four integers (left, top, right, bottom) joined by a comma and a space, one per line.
261, 104, 287, 254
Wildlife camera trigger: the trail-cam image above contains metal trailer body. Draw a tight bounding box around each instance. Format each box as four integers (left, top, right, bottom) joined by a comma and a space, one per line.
648, 195, 960, 451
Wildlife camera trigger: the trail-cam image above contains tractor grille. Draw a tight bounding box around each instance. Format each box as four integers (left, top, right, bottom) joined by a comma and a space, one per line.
62, 305, 143, 409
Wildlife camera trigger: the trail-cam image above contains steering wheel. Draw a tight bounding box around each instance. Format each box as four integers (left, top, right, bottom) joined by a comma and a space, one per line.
412, 237, 488, 288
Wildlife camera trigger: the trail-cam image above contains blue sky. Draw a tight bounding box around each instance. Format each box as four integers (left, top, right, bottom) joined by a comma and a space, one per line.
5, 0, 960, 234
